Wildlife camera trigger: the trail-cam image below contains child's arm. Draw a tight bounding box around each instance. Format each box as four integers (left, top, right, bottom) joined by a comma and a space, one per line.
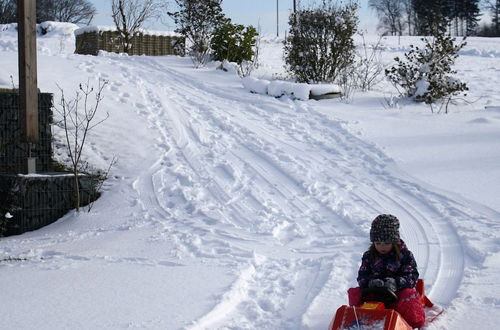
356, 251, 372, 288
395, 250, 419, 289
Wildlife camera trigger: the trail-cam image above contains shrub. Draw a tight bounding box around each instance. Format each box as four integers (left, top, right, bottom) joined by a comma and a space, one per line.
385, 30, 468, 104
284, 1, 358, 83
211, 19, 258, 65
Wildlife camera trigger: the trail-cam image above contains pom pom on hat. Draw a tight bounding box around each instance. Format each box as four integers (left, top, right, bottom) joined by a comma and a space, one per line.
370, 214, 400, 243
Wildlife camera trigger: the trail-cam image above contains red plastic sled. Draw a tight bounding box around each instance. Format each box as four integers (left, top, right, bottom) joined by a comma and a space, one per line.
329, 280, 439, 330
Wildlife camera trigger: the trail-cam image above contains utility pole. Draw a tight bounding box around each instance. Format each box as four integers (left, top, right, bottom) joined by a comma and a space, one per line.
293, 0, 296, 13
276, 0, 279, 37
17, 0, 38, 173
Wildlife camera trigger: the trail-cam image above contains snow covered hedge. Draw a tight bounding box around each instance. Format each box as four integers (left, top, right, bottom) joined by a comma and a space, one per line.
242, 77, 341, 101
284, 1, 358, 84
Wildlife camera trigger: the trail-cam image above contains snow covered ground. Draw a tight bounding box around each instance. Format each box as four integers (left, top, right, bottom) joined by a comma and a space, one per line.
1, 22, 500, 329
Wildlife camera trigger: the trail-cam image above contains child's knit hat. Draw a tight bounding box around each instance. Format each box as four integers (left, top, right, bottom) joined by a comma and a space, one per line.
370, 214, 400, 243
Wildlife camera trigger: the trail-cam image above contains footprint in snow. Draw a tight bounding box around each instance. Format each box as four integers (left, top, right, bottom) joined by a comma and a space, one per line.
468, 118, 491, 124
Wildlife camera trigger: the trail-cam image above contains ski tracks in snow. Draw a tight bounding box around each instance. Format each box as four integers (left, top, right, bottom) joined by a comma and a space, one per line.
103, 55, 493, 328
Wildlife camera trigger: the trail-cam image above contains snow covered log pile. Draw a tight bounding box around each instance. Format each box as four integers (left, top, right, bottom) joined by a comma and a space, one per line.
74, 26, 185, 56
241, 76, 342, 101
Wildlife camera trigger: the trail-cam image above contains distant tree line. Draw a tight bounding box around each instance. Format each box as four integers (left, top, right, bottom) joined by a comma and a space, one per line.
477, 0, 500, 36
0, 0, 96, 25
368, 0, 500, 36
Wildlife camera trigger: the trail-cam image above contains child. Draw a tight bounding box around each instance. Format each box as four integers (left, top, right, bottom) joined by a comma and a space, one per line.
348, 214, 425, 328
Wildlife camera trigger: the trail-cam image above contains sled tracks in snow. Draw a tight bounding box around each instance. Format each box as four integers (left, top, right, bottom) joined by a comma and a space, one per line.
107, 56, 471, 328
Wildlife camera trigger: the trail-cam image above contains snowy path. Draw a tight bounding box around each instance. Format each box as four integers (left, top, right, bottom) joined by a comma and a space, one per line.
95, 55, 472, 328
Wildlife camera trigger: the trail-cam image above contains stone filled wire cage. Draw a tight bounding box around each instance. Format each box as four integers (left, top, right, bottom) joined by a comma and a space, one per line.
0, 90, 53, 173
0, 174, 99, 236
0, 91, 99, 237
74, 27, 186, 56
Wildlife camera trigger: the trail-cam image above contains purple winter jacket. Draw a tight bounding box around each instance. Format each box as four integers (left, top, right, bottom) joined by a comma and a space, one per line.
357, 240, 419, 290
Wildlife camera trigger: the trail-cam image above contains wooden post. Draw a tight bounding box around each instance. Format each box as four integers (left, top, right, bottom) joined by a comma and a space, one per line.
18, 0, 38, 144
18, 0, 38, 173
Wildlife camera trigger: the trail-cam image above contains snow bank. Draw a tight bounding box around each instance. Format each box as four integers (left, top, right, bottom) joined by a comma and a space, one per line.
241, 76, 341, 101
0, 21, 78, 55
37, 21, 79, 36
0, 21, 79, 36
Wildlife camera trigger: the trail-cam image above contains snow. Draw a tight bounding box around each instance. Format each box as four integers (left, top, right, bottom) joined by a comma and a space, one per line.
74, 25, 182, 37
242, 77, 340, 100
1, 23, 500, 329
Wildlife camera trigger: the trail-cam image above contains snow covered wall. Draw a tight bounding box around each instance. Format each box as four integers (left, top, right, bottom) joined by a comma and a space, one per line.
74, 26, 185, 56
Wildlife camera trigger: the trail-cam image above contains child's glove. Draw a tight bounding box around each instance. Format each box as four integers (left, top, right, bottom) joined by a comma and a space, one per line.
368, 278, 385, 288
384, 277, 397, 293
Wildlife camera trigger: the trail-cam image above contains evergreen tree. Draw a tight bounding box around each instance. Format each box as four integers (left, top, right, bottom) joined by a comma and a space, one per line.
169, 0, 226, 67
211, 18, 258, 65
385, 20, 467, 106
412, 0, 453, 35
412, 0, 481, 36
486, 0, 500, 35
461, 0, 481, 35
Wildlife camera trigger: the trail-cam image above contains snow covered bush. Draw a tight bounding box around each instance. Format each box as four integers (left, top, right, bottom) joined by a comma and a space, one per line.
169, 0, 225, 67
284, 0, 358, 83
211, 18, 258, 75
385, 30, 468, 105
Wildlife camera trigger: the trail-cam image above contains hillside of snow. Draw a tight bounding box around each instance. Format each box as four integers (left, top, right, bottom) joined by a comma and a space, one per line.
1, 23, 500, 329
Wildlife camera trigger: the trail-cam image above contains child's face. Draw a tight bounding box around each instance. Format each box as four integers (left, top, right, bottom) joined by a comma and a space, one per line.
374, 242, 393, 254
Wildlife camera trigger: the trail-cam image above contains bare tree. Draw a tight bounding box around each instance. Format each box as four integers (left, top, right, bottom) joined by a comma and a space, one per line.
401, 0, 416, 35
355, 33, 385, 91
36, 0, 96, 24
0, 0, 16, 24
53, 0, 97, 25
369, 0, 404, 35
111, 0, 166, 54
56, 80, 109, 212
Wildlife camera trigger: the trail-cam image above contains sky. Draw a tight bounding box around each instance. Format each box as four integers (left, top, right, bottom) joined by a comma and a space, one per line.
89, 0, 378, 36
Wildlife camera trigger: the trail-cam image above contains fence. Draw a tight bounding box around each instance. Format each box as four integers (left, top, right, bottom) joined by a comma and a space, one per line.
75, 28, 186, 56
